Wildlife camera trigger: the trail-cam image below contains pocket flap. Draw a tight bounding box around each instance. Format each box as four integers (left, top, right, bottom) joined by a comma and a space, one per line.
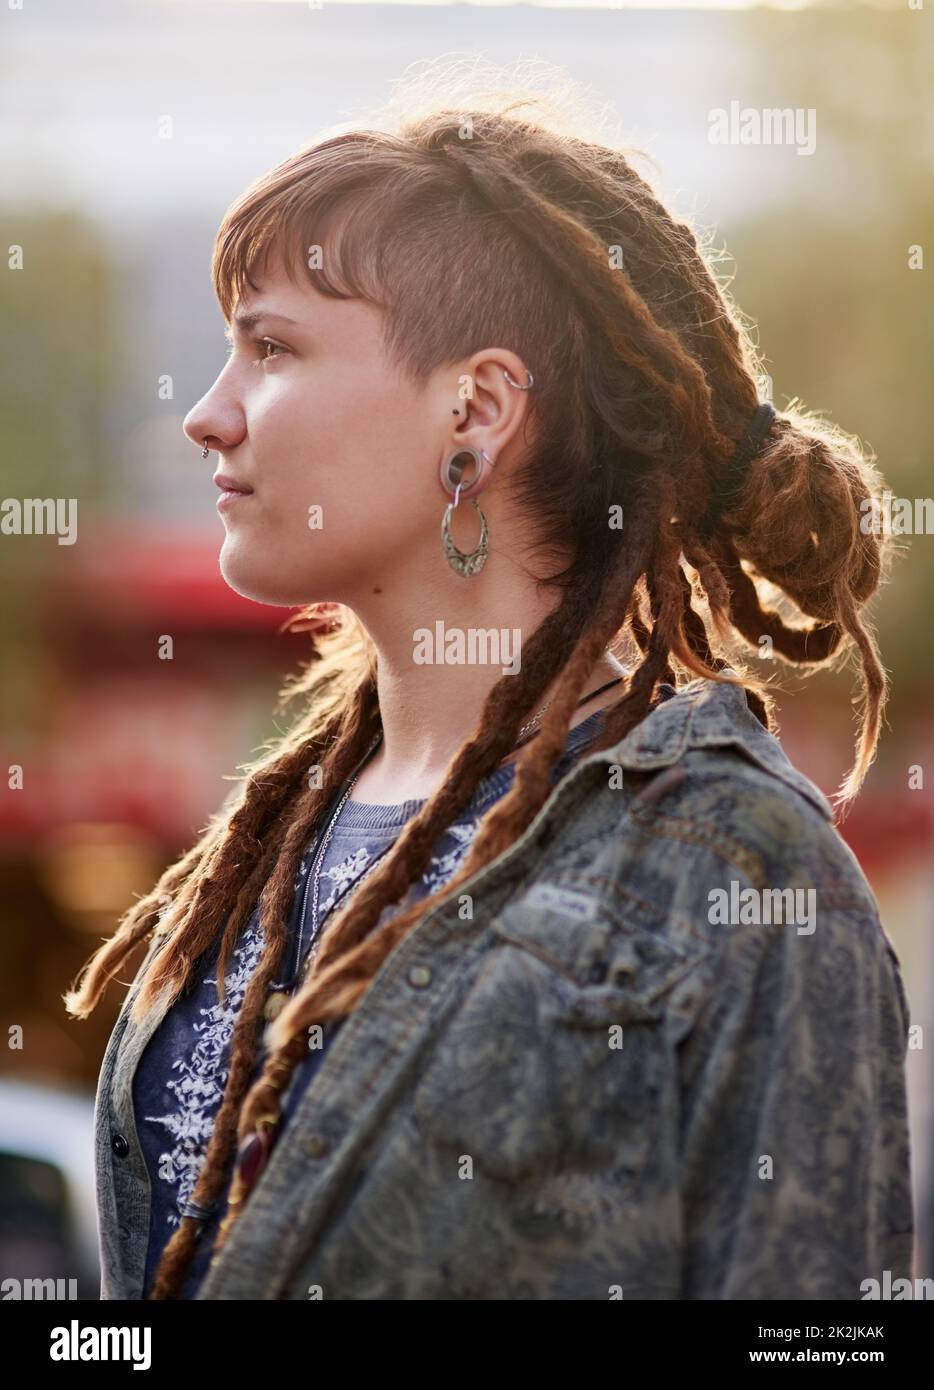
491, 874, 702, 1008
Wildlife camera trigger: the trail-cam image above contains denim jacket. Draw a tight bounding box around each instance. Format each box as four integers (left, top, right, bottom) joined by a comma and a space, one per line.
93, 674, 914, 1299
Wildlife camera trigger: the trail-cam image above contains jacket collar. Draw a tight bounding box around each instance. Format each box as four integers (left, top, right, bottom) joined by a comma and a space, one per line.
585, 672, 835, 822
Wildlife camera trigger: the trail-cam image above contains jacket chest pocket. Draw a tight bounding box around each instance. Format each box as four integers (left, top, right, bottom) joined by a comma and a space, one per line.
413, 897, 699, 1194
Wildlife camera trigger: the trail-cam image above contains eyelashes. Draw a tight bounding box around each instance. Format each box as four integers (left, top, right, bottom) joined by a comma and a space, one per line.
224, 337, 288, 366
251, 338, 288, 366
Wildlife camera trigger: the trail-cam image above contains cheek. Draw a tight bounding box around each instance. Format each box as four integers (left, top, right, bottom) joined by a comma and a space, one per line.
254, 375, 377, 473
246, 371, 437, 538
250, 378, 320, 453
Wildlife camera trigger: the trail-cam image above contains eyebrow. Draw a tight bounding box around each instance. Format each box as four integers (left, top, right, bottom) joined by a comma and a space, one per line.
225, 311, 300, 341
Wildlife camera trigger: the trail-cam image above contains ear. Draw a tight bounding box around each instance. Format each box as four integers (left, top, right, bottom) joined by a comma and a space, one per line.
451, 350, 535, 468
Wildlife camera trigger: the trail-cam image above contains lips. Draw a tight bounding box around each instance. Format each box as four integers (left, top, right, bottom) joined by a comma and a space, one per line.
213, 472, 254, 495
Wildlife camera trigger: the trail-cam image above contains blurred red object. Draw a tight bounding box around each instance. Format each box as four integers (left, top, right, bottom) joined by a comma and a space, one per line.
40, 521, 293, 631
1, 523, 311, 846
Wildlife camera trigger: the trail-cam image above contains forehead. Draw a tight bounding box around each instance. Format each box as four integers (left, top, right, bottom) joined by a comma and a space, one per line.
233, 252, 324, 322
230, 256, 390, 359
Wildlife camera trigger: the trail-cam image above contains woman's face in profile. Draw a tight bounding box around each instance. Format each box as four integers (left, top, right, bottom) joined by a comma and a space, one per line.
183, 251, 448, 609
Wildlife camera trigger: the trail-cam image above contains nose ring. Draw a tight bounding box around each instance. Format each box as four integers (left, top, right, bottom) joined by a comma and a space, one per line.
201, 438, 210, 459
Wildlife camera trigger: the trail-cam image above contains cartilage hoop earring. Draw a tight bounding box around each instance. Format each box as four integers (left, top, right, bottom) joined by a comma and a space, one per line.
503, 367, 534, 390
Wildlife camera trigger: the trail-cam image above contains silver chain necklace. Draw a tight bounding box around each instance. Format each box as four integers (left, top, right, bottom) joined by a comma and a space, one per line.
517, 671, 624, 743
295, 732, 385, 981
264, 734, 384, 1022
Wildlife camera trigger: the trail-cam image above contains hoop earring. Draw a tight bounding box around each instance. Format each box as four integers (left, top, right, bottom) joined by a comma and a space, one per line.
503, 366, 534, 390
440, 446, 493, 577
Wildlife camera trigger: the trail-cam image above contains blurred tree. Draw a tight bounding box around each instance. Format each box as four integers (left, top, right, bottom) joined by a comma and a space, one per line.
716, 10, 933, 700
0, 213, 128, 733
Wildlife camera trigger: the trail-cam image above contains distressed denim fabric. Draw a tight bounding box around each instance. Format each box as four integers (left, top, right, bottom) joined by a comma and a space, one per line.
93, 674, 914, 1300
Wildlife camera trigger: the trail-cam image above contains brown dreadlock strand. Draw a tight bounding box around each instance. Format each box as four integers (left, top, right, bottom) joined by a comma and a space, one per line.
146, 683, 383, 1298
676, 562, 771, 730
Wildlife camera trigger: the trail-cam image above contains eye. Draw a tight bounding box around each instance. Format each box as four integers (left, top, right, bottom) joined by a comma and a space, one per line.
251, 337, 288, 366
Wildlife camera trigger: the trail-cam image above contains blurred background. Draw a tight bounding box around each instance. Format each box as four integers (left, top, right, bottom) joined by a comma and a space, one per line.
0, 0, 931, 1296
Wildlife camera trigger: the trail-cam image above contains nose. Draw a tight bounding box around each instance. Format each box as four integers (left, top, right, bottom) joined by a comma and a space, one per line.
182, 374, 245, 457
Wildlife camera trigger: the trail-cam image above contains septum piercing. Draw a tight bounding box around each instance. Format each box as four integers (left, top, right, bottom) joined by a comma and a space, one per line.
201, 439, 210, 458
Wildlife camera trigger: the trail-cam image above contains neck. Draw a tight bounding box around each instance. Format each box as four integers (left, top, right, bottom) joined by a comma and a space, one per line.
347, 623, 627, 804
334, 533, 629, 805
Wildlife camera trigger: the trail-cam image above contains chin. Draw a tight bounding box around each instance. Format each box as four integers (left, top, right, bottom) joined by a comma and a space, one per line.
218, 544, 324, 608
218, 552, 284, 606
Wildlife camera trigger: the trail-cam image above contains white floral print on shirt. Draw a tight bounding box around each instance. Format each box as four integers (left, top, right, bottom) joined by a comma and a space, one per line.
144, 815, 482, 1232
142, 914, 266, 1228
314, 819, 482, 923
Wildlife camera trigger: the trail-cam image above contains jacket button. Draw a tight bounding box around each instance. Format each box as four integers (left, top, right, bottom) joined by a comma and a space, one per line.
407, 964, 432, 989
111, 1133, 129, 1158
303, 1135, 328, 1158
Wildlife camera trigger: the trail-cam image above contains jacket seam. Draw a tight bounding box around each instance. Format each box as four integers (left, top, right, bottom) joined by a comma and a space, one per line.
628, 808, 763, 880
627, 810, 877, 912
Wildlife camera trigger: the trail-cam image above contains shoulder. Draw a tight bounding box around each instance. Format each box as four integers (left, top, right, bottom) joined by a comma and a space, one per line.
572, 677, 908, 1035
599, 673, 872, 909
627, 739, 873, 916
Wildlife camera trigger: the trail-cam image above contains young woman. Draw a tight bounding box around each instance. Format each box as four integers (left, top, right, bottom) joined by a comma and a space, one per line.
67, 76, 913, 1301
